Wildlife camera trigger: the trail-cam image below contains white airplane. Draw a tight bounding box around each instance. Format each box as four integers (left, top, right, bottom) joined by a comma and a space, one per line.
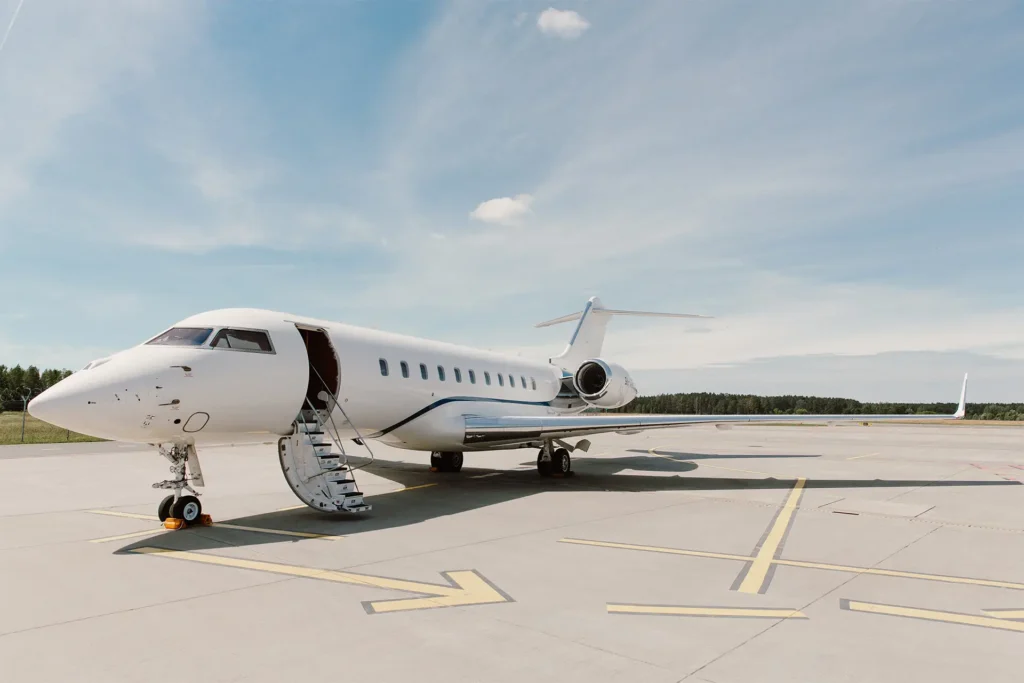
28, 297, 967, 526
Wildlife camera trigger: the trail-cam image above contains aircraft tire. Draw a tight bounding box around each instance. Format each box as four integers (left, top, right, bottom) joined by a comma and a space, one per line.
157, 495, 175, 522
552, 448, 571, 476
439, 451, 463, 473
537, 451, 553, 477
172, 495, 202, 524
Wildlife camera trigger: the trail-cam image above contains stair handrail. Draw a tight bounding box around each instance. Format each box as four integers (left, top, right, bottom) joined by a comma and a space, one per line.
307, 363, 376, 471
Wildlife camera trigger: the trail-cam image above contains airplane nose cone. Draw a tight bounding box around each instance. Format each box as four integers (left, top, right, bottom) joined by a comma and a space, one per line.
27, 385, 76, 429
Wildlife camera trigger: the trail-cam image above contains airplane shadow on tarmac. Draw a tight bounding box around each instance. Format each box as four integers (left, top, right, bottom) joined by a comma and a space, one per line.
113, 450, 1019, 554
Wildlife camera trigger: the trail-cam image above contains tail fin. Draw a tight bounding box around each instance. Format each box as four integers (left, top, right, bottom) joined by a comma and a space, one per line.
536, 296, 711, 371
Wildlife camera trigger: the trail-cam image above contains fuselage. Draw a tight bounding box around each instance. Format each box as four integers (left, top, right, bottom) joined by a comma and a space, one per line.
28, 308, 585, 451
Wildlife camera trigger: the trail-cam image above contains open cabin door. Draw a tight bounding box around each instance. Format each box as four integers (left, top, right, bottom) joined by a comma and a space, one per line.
295, 326, 340, 410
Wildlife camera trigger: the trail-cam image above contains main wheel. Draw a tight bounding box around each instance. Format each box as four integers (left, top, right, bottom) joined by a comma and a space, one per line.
430, 452, 443, 470
171, 495, 202, 524
157, 495, 174, 522
552, 448, 571, 476
439, 451, 464, 473
537, 450, 553, 477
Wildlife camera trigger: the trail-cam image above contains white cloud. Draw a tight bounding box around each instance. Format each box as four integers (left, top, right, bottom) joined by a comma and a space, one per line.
469, 193, 534, 226
537, 8, 590, 39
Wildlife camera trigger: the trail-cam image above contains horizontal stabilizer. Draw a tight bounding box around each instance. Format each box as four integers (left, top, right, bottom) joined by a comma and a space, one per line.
538, 296, 710, 371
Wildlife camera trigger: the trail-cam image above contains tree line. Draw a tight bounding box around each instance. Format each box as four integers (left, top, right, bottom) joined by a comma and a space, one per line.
0, 365, 73, 411
610, 392, 1024, 421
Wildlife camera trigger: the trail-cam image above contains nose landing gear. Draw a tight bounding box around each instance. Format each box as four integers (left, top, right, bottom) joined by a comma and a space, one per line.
153, 444, 211, 528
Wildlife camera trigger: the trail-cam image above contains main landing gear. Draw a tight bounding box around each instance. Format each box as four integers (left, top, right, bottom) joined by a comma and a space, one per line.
430, 451, 464, 473
537, 443, 572, 477
153, 443, 211, 529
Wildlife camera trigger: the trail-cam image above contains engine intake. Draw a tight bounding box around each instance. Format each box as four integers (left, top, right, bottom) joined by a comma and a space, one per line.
573, 359, 637, 409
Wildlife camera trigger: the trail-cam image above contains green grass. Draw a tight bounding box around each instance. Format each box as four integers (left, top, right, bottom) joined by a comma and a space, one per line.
0, 412, 105, 445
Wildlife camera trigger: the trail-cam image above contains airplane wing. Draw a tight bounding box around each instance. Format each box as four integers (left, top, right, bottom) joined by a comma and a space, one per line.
464, 375, 968, 447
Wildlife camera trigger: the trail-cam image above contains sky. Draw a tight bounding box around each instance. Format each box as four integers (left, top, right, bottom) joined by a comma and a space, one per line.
1, 0, 1023, 402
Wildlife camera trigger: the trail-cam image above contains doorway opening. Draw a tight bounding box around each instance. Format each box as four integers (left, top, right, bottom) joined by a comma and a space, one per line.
296, 326, 340, 411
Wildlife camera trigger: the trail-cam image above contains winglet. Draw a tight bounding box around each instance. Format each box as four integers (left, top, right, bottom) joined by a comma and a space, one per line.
954, 373, 968, 419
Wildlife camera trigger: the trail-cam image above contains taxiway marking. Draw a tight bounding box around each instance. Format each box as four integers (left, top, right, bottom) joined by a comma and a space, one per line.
982, 608, 1024, 620
86, 510, 343, 542
276, 481, 439, 510
131, 547, 513, 614
608, 604, 807, 619
842, 599, 1024, 633
470, 472, 503, 479
733, 477, 806, 594
559, 538, 1024, 591
846, 452, 880, 461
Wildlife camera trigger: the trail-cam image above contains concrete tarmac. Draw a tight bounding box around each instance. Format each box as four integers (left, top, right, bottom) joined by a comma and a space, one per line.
1, 423, 1023, 682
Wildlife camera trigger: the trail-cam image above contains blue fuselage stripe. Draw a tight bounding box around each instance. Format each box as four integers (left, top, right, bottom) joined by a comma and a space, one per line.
368, 396, 552, 438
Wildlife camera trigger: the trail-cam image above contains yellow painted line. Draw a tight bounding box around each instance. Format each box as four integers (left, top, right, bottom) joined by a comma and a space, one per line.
561, 538, 1024, 591
608, 604, 807, 619
382, 482, 438, 494
736, 477, 806, 594
85, 510, 342, 541
87, 509, 156, 521
983, 609, 1024, 620
561, 538, 751, 563
843, 599, 1024, 633
846, 452, 880, 461
130, 547, 511, 614
89, 528, 166, 544
275, 504, 307, 512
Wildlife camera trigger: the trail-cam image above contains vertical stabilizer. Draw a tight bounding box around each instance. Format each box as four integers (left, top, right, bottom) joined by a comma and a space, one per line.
535, 297, 711, 372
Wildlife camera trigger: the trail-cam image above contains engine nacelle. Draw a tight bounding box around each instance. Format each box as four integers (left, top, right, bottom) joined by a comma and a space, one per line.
572, 359, 637, 409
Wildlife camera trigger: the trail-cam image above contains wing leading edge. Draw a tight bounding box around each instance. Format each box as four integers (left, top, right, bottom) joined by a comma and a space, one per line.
464, 375, 968, 447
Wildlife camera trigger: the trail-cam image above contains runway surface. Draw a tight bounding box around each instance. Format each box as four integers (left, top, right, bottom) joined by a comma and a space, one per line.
2, 423, 1023, 682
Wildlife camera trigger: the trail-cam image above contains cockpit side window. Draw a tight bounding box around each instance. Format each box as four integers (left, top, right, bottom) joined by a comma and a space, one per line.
146, 327, 213, 347
210, 328, 274, 353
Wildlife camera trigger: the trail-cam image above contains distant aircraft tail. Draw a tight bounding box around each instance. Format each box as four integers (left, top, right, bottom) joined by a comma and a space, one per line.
535, 296, 711, 371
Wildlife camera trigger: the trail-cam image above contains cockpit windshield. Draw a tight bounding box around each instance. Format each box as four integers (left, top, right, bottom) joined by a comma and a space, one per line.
146, 327, 214, 346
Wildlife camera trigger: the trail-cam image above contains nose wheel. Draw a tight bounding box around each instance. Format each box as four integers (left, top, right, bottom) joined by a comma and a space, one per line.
153, 443, 210, 528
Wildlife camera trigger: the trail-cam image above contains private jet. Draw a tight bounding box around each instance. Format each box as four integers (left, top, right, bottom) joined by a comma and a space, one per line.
28, 297, 967, 525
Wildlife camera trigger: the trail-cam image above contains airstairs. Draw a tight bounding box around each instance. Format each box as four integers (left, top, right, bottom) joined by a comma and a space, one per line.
278, 393, 372, 514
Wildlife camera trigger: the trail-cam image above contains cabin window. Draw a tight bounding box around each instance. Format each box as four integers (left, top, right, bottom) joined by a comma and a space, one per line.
420, 363, 428, 380
146, 327, 213, 347
400, 361, 410, 378
520, 375, 527, 389
437, 365, 446, 381
209, 328, 274, 353
484, 371, 491, 385
454, 368, 462, 383
497, 373, 504, 387
379, 359, 389, 376
531, 377, 537, 390
469, 369, 476, 384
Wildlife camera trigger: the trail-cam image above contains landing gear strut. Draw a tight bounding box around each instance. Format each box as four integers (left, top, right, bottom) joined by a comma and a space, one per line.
537, 443, 571, 477
153, 443, 208, 527
430, 451, 464, 473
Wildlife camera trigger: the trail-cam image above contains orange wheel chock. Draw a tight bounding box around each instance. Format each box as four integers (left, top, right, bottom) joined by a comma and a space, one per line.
163, 518, 186, 530
199, 514, 214, 526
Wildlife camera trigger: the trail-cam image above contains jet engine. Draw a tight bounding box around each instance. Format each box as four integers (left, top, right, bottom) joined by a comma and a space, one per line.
572, 359, 637, 409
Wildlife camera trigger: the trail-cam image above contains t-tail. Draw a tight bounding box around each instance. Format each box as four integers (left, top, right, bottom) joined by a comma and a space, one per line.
535, 296, 711, 372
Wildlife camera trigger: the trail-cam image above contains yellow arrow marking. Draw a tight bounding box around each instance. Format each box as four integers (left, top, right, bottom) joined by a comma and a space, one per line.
130, 547, 512, 614
608, 604, 807, 618
560, 538, 1024, 591
982, 608, 1024, 620
843, 600, 1024, 633
736, 477, 806, 594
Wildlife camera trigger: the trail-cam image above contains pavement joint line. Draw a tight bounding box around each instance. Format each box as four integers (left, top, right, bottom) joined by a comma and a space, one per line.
608, 604, 808, 619
842, 599, 1024, 633
84, 510, 344, 541
733, 477, 807, 594
559, 537, 1024, 591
